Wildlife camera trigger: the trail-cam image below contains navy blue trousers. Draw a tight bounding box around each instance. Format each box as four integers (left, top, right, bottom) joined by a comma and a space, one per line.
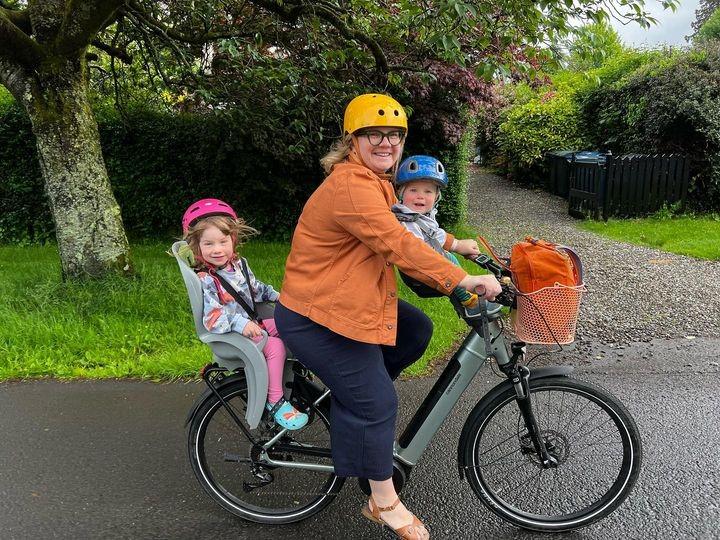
274, 300, 432, 480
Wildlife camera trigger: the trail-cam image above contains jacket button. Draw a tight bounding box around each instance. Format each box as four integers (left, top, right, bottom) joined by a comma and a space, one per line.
386, 262, 391, 266
390, 292, 396, 297
444, 280, 452, 289
387, 324, 393, 330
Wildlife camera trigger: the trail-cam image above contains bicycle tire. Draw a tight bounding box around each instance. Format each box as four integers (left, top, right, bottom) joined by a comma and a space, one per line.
460, 376, 642, 532
187, 378, 344, 524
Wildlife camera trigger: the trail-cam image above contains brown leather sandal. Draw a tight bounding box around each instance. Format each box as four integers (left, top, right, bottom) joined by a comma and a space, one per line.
361, 495, 429, 539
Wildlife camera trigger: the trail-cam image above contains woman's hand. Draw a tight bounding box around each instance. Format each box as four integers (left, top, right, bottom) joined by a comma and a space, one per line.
453, 238, 481, 257
457, 274, 502, 300
242, 321, 264, 338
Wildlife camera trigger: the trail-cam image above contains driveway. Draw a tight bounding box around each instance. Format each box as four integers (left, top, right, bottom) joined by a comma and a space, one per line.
467, 168, 720, 344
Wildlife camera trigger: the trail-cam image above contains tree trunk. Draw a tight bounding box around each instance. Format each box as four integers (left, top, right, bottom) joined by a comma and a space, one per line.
21, 56, 133, 279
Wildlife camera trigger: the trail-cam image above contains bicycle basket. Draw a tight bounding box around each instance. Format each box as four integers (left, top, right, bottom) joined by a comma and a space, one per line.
512, 283, 585, 345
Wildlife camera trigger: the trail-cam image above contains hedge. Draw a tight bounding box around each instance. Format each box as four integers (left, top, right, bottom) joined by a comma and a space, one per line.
0, 99, 476, 243
580, 44, 720, 210
490, 46, 720, 211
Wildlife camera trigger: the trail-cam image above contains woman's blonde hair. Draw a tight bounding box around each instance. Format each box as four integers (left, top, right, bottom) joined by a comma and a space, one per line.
320, 134, 353, 174
184, 215, 257, 268
319, 133, 404, 178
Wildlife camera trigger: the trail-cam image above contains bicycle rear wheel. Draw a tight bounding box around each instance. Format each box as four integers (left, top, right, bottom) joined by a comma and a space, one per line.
187, 377, 344, 524
461, 377, 642, 531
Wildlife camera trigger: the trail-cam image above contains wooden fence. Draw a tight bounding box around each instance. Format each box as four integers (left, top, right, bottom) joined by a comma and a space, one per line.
566, 153, 690, 220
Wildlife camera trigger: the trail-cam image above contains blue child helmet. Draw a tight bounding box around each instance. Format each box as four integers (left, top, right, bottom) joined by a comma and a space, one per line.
396, 155, 449, 189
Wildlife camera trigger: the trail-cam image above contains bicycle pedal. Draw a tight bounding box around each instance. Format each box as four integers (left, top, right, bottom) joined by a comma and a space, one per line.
243, 469, 274, 492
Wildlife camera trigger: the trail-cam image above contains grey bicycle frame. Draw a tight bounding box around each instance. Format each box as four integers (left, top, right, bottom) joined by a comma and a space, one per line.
259, 316, 509, 473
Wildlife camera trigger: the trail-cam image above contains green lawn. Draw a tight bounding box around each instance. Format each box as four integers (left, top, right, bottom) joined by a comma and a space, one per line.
0, 237, 482, 380
579, 216, 720, 260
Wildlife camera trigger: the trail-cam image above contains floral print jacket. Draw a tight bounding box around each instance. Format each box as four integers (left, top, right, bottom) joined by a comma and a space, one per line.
199, 258, 279, 334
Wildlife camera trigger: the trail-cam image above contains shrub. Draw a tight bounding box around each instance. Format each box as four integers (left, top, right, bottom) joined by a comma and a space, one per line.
0, 106, 51, 244
695, 7, 720, 43
580, 43, 720, 210
401, 62, 499, 225
496, 93, 590, 182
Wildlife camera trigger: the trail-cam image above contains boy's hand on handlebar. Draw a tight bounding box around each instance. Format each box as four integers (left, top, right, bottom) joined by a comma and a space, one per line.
242, 321, 263, 338
454, 239, 481, 257
458, 274, 502, 300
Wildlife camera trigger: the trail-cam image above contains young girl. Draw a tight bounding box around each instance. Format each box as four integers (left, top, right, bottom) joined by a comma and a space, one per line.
182, 198, 307, 430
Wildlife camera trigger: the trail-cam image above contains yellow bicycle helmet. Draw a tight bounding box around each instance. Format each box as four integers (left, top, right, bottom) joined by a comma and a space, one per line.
343, 94, 408, 135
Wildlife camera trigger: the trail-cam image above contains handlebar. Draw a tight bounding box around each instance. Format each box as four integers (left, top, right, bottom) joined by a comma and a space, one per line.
468, 253, 505, 278
468, 254, 515, 307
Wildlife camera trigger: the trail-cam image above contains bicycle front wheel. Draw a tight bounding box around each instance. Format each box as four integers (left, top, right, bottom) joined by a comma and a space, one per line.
188, 378, 344, 524
461, 377, 642, 532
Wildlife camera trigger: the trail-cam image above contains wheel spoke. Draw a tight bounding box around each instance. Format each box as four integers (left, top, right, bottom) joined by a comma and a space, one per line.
188, 382, 342, 522
466, 379, 641, 530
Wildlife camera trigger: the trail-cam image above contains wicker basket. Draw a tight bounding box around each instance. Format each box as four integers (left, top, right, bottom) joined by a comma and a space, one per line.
512, 284, 585, 345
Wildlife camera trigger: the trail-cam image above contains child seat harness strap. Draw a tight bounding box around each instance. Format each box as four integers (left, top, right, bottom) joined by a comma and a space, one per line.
395, 213, 446, 255
214, 258, 260, 322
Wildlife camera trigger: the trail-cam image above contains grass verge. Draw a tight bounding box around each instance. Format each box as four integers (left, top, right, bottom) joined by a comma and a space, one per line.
0, 233, 483, 380
579, 215, 720, 260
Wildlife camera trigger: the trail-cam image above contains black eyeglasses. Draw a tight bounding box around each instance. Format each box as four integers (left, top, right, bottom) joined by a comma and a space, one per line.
358, 129, 406, 147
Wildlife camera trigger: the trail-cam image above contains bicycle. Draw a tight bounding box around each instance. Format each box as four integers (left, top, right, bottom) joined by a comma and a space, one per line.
181, 250, 642, 533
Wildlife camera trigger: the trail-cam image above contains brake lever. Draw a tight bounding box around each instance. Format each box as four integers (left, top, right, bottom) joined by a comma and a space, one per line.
493, 279, 516, 307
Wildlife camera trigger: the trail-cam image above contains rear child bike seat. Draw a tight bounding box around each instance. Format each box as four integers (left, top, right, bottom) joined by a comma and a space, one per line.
171, 240, 270, 429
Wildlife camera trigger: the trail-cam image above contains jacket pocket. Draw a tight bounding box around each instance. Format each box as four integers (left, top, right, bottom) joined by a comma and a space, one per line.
329, 257, 384, 328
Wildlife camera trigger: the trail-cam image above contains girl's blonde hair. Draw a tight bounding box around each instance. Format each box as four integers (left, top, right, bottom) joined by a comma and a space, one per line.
320, 133, 404, 179
184, 215, 257, 269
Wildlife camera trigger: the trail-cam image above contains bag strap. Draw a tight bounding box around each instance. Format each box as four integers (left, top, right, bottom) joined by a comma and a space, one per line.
557, 245, 584, 285
215, 268, 260, 322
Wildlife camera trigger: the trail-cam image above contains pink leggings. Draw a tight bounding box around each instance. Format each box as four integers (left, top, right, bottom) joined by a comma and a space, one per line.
251, 318, 286, 404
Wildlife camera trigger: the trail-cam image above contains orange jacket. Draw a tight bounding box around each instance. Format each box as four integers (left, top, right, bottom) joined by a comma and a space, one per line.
280, 158, 467, 345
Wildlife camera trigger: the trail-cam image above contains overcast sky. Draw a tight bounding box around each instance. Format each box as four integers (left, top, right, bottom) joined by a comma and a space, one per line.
608, 0, 701, 47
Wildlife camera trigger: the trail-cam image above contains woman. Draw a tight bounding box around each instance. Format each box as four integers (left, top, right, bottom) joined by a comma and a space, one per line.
275, 94, 500, 539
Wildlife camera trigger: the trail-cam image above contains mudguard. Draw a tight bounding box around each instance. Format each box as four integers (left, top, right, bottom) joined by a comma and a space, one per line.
456, 365, 574, 479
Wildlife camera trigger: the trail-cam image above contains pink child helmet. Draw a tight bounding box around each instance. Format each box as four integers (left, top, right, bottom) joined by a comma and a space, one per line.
182, 198, 237, 234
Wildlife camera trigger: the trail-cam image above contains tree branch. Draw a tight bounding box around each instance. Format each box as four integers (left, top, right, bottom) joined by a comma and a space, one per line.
27, 0, 64, 43
91, 38, 132, 64
56, 0, 126, 57
125, 10, 194, 71
0, 56, 29, 102
0, 4, 30, 32
307, 4, 389, 73
0, 7, 43, 68
251, 0, 390, 73
127, 0, 254, 44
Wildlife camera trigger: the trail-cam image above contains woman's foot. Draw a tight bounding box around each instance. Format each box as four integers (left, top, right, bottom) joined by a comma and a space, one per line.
362, 495, 429, 539
265, 398, 308, 430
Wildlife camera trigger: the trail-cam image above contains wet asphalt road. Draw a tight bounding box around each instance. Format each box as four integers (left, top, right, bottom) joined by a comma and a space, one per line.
1, 338, 719, 540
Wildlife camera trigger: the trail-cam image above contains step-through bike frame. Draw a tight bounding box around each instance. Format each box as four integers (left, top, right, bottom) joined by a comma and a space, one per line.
220, 304, 562, 475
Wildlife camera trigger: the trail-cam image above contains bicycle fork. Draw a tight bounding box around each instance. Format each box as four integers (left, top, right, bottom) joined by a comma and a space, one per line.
502, 345, 558, 469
